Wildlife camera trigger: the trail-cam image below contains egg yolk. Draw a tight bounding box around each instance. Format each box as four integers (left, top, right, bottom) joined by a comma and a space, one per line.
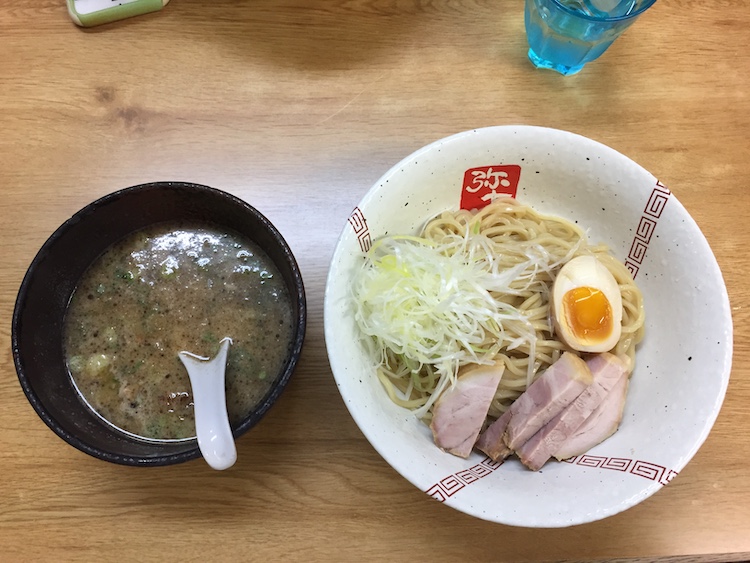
563, 286, 613, 342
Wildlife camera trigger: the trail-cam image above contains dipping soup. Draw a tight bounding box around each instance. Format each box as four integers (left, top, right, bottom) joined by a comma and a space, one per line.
63, 221, 294, 440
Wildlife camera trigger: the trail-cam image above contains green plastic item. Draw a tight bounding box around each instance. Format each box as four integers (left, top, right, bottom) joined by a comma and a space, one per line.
67, 0, 168, 27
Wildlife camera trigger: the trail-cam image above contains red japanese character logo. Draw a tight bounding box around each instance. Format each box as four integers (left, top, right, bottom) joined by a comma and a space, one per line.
460, 165, 521, 210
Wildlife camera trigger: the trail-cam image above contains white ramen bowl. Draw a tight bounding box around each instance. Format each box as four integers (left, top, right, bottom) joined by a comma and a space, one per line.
324, 126, 732, 527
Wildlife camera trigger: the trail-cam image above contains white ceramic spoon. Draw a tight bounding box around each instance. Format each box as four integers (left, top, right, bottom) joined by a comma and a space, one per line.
178, 337, 237, 470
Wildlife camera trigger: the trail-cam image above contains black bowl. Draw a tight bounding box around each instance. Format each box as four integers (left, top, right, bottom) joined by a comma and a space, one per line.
11, 182, 306, 466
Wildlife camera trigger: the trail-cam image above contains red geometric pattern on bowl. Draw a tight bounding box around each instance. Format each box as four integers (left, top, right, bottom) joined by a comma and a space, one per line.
625, 181, 671, 279
347, 206, 371, 253
425, 458, 506, 501
425, 455, 678, 503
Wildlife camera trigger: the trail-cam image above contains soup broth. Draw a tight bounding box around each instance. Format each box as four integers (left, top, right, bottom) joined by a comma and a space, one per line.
64, 221, 294, 440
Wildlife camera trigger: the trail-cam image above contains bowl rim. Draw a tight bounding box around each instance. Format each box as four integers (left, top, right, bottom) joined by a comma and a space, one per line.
12, 181, 307, 467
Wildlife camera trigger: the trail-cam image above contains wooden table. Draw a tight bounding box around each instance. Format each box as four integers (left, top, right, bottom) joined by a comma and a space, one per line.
1, 1, 748, 561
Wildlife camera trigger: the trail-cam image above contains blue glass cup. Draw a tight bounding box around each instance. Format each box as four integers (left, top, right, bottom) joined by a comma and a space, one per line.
524, 0, 657, 76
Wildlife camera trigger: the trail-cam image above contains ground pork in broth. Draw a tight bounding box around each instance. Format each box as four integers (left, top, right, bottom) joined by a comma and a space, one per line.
64, 221, 294, 440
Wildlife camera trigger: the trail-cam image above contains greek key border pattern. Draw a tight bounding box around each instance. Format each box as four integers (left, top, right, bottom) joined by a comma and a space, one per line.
425, 455, 678, 502
425, 457, 506, 501
347, 206, 371, 253
625, 180, 671, 279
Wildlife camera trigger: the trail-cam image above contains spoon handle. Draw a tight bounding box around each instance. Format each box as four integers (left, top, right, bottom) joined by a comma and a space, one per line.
179, 338, 237, 470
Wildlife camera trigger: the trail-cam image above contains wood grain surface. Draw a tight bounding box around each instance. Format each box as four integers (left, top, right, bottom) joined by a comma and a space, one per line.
1, 1, 748, 561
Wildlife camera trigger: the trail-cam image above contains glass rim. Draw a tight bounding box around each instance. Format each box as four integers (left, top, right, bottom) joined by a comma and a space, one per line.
549, 0, 658, 22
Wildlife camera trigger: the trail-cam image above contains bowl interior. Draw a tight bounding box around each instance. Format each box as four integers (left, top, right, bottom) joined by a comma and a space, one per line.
324, 126, 732, 526
13, 182, 306, 466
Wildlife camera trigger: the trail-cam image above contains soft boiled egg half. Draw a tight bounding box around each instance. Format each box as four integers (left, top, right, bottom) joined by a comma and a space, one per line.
552, 255, 623, 353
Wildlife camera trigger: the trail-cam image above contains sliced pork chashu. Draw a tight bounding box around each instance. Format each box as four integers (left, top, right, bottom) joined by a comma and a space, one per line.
503, 352, 593, 450
430, 363, 504, 458
516, 353, 629, 471
475, 409, 512, 461
553, 366, 630, 461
